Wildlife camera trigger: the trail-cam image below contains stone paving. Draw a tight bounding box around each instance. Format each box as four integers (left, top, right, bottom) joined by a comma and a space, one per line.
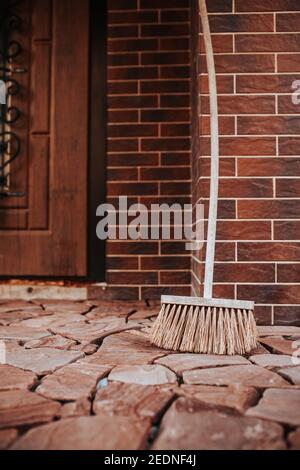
0, 299, 300, 450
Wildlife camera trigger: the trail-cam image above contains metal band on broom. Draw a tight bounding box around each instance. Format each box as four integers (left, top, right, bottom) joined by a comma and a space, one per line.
150, 0, 258, 355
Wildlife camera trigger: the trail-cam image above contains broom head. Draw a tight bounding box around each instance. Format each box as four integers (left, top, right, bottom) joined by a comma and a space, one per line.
151, 296, 258, 355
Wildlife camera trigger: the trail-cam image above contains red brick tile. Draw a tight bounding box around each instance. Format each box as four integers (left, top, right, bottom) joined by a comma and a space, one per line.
107, 82, 138, 96
107, 168, 138, 181
278, 55, 300, 72
141, 256, 190, 270
236, 74, 300, 93
236, 34, 300, 53
274, 221, 300, 240
200, 158, 236, 177
108, 66, 158, 80
206, 0, 233, 13
206, 14, 273, 33
214, 263, 275, 283
200, 116, 235, 135
108, 25, 139, 38
108, 153, 159, 167
108, 110, 138, 123
238, 116, 300, 135
141, 24, 189, 37
141, 51, 189, 65
217, 221, 272, 241
276, 179, 300, 198
238, 285, 300, 304
141, 109, 189, 123
107, 182, 159, 196
200, 75, 234, 94
107, 139, 138, 152
108, 11, 158, 25
278, 95, 300, 114
107, 242, 159, 256
140, 167, 190, 181
107, 272, 158, 285
254, 306, 272, 326
141, 138, 190, 152
160, 271, 191, 285
238, 158, 300, 177
238, 242, 300, 261
277, 13, 300, 32
141, 80, 189, 94
201, 95, 275, 115
161, 10, 190, 23
236, 0, 300, 12
108, 124, 158, 138
200, 137, 276, 156
278, 264, 300, 283
108, 53, 139, 66
199, 178, 273, 198
141, 286, 191, 300
274, 307, 300, 326
238, 200, 300, 219
107, 0, 138, 10
279, 137, 300, 155
108, 38, 158, 52
199, 54, 275, 73
199, 35, 233, 54
106, 257, 139, 270
160, 66, 190, 79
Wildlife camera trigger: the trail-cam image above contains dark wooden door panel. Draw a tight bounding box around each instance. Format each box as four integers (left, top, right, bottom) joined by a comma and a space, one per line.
0, 0, 88, 276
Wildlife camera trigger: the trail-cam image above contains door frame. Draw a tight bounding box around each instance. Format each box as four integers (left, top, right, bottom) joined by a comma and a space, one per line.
88, 0, 107, 281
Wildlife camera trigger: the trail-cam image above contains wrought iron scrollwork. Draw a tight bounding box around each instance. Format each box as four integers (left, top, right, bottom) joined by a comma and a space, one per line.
0, 0, 23, 197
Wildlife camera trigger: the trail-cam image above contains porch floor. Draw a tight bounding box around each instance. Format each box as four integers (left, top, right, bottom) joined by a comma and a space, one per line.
0, 299, 300, 450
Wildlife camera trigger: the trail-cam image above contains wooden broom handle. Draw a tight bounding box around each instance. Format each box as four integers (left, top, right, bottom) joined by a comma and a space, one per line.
199, 0, 220, 299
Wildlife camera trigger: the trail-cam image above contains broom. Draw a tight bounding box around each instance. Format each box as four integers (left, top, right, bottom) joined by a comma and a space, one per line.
150, 0, 258, 356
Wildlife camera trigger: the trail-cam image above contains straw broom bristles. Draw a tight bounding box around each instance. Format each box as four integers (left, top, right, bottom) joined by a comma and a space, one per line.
151, 304, 258, 355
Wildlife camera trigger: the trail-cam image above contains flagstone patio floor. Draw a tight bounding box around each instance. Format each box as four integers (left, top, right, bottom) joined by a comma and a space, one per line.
0, 299, 300, 450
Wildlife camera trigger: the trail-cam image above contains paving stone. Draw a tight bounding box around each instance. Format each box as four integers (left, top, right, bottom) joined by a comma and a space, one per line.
83, 331, 169, 367
18, 313, 86, 330
155, 354, 249, 375
6, 348, 84, 376
0, 301, 42, 313
0, 390, 61, 429
260, 337, 295, 355
70, 343, 98, 355
0, 325, 51, 342
183, 365, 289, 388
250, 354, 296, 368
258, 326, 300, 337
85, 305, 134, 320
246, 388, 300, 426
0, 310, 42, 326
152, 398, 285, 450
12, 415, 151, 450
0, 364, 37, 391
109, 365, 178, 386
25, 335, 77, 350
179, 385, 259, 414
128, 309, 158, 321
0, 429, 18, 450
249, 344, 270, 355
50, 318, 142, 344
278, 366, 300, 385
39, 301, 90, 315
59, 398, 91, 418
94, 382, 174, 422
288, 428, 300, 450
36, 363, 111, 401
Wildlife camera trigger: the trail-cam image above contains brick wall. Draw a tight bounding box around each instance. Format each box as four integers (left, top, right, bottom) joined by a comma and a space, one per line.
106, 0, 192, 300
192, 0, 300, 325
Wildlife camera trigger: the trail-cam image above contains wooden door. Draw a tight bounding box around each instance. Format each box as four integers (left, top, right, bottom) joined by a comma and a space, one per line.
0, 0, 89, 277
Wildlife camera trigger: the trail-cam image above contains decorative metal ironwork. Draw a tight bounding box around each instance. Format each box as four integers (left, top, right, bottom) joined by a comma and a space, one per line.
0, 0, 23, 197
